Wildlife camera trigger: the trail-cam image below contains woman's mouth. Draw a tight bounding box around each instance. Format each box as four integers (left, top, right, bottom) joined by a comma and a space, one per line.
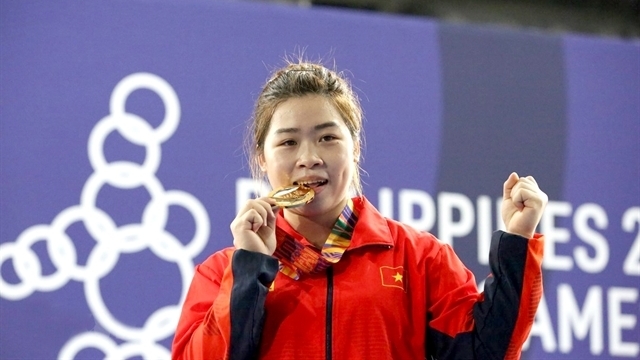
294, 179, 328, 189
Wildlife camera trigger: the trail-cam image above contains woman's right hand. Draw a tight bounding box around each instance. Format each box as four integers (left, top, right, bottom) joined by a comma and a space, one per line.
230, 197, 280, 255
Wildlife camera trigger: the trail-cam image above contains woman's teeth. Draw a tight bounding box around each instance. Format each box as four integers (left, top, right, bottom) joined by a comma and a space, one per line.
296, 180, 327, 188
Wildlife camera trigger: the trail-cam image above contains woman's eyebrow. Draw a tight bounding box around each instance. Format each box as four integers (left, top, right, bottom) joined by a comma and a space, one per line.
273, 121, 338, 135
314, 121, 338, 131
274, 127, 298, 134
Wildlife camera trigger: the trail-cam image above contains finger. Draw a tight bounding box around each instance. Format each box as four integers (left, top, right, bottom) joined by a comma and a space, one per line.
234, 203, 269, 231
238, 198, 272, 220
237, 201, 258, 216
248, 199, 281, 233
253, 198, 280, 225
256, 196, 277, 207
231, 209, 262, 233
516, 175, 538, 188
246, 209, 266, 232
253, 200, 270, 220
268, 206, 280, 228
512, 177, 541, 195
503, 172, 519, 200
253, 197, 278, 212
512, 187, 545, 210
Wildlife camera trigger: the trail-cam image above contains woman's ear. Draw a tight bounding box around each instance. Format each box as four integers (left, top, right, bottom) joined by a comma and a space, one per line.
258, 154, 267, 172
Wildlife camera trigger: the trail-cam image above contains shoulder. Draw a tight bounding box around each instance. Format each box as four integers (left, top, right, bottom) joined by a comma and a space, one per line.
197, 246, 236, 274
384, 217, 441, 249
356, 196, 443, 252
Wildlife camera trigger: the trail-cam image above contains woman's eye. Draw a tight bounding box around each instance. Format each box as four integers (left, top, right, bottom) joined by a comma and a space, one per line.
320, 135, 337, 142
281, 140, 296, 146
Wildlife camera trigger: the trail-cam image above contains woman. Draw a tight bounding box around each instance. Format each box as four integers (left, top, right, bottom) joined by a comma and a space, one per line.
172, 61, 547, 360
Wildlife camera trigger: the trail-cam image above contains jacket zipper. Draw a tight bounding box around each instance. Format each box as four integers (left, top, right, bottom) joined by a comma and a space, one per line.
326, 266, 334, 360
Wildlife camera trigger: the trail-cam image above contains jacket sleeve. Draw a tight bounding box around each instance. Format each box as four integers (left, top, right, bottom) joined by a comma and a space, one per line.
171, 248, 279, 360
426, 230, 544, 360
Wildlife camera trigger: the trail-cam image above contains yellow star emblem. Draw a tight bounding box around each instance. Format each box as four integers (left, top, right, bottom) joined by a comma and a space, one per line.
380, 265, 405, 290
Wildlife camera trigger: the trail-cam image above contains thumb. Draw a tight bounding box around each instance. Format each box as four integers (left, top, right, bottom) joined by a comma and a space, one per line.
268, 206, 280, 229
503, 172, 519, 200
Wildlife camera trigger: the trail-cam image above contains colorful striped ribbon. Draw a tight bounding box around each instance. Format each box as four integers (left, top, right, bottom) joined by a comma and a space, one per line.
273, 199, 359, 280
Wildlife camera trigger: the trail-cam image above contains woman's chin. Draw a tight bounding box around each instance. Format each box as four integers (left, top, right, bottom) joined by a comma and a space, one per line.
297, 196, 347, 216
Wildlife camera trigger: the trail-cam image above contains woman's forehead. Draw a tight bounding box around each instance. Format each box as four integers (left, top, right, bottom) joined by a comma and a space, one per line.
270, 96, 348, 132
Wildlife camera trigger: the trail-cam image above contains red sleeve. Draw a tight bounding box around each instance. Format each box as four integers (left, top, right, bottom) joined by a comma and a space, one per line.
171, 248, 279, 360
502, 232, 544, 359
426, 231, 544, 360
171, 248, 234, 360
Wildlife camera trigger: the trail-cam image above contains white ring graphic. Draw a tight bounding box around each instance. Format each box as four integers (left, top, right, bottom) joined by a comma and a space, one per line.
1, 73, 210, 360
109, 72, 180, 144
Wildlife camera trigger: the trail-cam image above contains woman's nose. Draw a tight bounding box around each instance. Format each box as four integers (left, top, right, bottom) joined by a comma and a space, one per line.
296, 144, 323, 168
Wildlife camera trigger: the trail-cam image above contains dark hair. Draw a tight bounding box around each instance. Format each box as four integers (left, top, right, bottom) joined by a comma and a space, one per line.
247, 60, 364, 194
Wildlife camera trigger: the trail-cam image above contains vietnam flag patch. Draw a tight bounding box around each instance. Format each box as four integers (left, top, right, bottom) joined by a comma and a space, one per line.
380, 266, 405, 290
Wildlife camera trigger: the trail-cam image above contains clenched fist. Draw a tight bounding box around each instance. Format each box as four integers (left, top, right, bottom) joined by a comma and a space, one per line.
501, 172, 548, 239
230, 197, 280, 255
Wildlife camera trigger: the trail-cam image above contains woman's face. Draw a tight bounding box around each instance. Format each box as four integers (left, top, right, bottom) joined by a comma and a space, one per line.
259, 94, 357, 218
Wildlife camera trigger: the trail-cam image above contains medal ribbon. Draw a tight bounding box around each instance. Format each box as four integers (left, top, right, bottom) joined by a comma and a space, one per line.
273, 199, 359, 280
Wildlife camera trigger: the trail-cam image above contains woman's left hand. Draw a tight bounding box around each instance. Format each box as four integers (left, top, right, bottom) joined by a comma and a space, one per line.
501, 172, 548, 239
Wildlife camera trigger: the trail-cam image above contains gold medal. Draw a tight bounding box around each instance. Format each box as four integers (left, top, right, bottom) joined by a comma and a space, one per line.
268, 185, 315, 208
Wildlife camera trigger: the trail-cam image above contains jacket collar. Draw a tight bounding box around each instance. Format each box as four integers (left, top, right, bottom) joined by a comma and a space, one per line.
348, 196, 394, 250
275, 196, 394, 251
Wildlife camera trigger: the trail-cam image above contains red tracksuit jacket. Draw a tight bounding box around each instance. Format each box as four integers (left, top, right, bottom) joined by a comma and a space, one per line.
172, 196, 544, 360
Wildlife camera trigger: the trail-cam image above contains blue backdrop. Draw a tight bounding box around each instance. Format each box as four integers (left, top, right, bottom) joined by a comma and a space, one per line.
1, 0, 638, 359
